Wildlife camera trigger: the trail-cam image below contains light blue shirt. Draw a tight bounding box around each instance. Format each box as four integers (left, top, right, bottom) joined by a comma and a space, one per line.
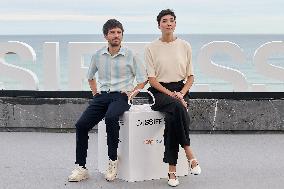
87, 46, 147, 92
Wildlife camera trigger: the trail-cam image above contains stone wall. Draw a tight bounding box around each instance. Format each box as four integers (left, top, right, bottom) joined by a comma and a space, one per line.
1, 97, 283, 132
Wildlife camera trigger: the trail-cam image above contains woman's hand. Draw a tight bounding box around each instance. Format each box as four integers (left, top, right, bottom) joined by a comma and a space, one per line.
174, 91, 184, 100
166, 91, 187, 108
174, 91, 187, 108
168, 91, 176, 98
179, 98, 187, 108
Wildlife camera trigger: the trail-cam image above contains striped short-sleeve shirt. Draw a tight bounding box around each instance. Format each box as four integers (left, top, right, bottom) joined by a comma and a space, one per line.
87, 46, 147, 92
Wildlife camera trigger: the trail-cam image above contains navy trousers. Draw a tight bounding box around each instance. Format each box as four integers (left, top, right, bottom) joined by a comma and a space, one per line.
75, 92, 130, 166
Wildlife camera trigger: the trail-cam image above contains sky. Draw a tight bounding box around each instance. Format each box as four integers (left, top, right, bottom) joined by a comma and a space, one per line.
0, 0, 284, 35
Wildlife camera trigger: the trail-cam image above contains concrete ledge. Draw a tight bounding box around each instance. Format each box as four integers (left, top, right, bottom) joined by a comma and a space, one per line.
0, 97, 283, 132
189, 99, 283, 131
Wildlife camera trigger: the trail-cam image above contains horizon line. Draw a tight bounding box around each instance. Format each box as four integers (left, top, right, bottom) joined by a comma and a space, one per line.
1, 33, 284, 36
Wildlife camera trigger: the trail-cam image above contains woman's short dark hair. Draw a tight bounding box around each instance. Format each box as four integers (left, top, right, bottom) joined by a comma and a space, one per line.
103, 19, 124, 36
156, 9, 176, 26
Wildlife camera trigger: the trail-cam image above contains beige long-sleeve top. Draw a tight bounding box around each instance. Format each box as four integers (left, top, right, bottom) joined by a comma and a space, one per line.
145, 38, 194, 83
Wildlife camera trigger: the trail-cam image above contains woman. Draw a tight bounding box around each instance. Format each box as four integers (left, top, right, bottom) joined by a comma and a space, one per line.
145, 9, 201, 187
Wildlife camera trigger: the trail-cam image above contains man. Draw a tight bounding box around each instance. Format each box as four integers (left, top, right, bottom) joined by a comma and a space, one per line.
68, 19, 147, 182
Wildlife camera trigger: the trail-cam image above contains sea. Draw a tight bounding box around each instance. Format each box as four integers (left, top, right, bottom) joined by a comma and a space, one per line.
0, 34, 283, 92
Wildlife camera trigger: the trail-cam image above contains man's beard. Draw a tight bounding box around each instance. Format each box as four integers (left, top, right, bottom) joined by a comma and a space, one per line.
109, 38, 121, 47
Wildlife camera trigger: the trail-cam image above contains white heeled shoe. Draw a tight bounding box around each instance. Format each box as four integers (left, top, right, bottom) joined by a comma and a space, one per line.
167, 172, 179, 187
189, 158, 201, 175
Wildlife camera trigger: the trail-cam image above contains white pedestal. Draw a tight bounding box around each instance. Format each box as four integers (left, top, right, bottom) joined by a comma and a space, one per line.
98, 110, 188, 182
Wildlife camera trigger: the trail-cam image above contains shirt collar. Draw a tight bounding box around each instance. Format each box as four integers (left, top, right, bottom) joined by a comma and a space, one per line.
101, 46, 127, 56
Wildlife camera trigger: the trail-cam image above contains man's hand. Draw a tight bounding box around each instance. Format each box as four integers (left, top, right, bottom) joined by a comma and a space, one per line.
124, 90, 139, 100
88, 79, 98, 96
92, 92, 100, 96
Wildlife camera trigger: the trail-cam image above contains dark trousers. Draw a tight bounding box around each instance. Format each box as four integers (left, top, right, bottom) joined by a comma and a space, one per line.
75, 92, 130, 166
148, 81, 191, 165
